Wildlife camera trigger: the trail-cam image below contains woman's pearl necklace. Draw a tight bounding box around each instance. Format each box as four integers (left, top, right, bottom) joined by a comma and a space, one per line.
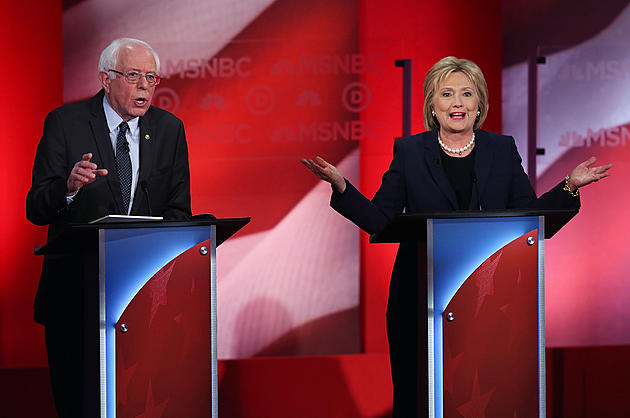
438, 132, 475, 155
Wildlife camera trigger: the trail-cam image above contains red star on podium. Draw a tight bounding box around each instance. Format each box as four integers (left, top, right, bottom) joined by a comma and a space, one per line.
474, 251, 501, 317
148, 262, 175, 325
136, 380, 168, 418
456, 369, 495, 418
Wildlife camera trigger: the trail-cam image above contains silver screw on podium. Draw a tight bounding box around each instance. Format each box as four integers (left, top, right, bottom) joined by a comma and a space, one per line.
446, 312, 455, 322
119, 323, 128, 333
200, 246, 208, 255
527, 236, 535, 246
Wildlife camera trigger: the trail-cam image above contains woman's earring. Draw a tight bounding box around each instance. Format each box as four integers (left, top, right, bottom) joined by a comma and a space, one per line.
431, 110, 436, 117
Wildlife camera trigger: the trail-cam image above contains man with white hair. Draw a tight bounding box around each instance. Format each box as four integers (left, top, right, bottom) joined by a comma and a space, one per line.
27, 38, 191, 417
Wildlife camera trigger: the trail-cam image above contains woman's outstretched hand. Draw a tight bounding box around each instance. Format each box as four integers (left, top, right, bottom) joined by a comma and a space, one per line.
301, 156, 346, 194
567, 156, 612, 191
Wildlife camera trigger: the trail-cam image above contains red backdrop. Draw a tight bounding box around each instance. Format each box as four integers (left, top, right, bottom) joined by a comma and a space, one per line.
0, 0, 499, 368
0, 0, 62, 368
1, 0, 502, 368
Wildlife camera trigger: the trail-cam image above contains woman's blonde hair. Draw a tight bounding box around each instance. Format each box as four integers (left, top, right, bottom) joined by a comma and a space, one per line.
422, 56, 488, 131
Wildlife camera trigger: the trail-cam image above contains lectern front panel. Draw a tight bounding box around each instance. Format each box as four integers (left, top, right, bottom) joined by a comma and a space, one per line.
98, 226, 214, 418
427, 216, 544, 418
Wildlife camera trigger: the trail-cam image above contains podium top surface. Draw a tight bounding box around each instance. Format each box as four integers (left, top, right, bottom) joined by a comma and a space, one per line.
35, 217, 251, 256
369, 209, 578, 243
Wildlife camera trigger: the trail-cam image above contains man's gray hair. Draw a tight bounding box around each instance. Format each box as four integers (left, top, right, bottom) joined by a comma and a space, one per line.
98, 38, 161, 77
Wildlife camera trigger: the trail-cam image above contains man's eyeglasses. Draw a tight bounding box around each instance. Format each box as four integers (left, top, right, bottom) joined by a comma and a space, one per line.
108, 69, 161, 86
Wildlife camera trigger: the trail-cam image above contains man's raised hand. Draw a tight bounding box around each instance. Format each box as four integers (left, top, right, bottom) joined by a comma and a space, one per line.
66, 153, 108, 195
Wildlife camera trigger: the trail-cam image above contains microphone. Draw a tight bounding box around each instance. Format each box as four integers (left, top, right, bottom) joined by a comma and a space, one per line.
472, 173, 482, 211
140, 180, 152, 216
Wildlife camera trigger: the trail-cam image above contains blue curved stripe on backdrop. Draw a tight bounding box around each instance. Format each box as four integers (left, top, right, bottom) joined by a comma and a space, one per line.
103, 226, 211, 418
432, 216, 539, 418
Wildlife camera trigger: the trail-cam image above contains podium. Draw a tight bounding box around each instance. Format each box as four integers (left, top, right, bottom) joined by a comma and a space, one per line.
36, 218, 249, 418
370, 210, 577, 418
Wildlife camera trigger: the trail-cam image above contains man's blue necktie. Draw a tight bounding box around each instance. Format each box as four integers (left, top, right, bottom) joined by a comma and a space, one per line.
115, 121, 132, 214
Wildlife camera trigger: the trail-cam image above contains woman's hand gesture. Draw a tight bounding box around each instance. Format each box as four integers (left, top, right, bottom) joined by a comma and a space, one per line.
567, 156, 612, 191
301, 156, 346, 194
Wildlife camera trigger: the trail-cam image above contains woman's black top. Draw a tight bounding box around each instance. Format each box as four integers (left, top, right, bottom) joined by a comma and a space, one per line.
440, 146, 476, 209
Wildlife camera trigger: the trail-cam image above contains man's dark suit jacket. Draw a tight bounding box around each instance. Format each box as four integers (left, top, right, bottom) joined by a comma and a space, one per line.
26, 90, 192, 324
331, 128, 580, 316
